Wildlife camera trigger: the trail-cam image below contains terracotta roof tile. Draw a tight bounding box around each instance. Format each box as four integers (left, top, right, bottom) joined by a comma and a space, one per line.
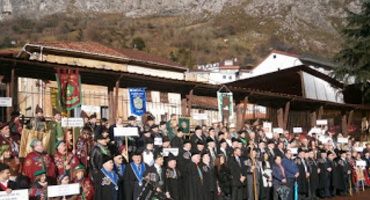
29, 41, 186, 71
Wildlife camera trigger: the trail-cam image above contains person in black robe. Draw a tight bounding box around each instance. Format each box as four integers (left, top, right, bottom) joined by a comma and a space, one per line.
200, 153, 217, 200
318, 150, 332, 198
170, 128, 185, 149
307, 148, 320, 200
141, 154, 166, 199
190, 126, 206, 151
333, 150, 351, 196
90, 132, 111, 178
113, 153, 127, 200
0, 163, 18, 192
94, 155, 120, 200
124, 151, 148, 200
295, 148, 310, 200
216, 154, 232, 198
164, 154, 181, 200
183, 150, 206, 200
228, 147, 246, 200
327, 151, 336, 197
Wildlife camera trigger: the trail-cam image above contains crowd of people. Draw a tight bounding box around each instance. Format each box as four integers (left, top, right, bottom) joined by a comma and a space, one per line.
0, 104, 370, 200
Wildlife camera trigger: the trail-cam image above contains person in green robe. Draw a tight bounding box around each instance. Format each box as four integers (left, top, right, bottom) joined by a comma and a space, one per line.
48, 108, 64, 154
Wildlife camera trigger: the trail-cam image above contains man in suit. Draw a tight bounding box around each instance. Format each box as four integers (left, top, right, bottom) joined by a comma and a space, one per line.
144, 154, 166, 197
124, 151, 148, 200
228, 147, 246, 200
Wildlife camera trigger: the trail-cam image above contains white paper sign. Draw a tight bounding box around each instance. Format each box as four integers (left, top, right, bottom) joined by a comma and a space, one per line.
61, 118, 84, 127
0, 189, 29, 200
356, 160, 367, 167
154, 137, 163, 146
163, 148, 179, 156
319, 135, 330, 144
192, 113, 208, 120
48, 183, 80, 198
81, 105, 100, 114
354, 147, 364, 152
265, 132, 273, 139
263, 122, 272, 133
316, 119, 328, 126
337, 137, 349, 144
273, 128, 284, 134
114, 127, 139, 137
293, 127, 303, 133
289, 148, 298, 155
0, 97, 12, 107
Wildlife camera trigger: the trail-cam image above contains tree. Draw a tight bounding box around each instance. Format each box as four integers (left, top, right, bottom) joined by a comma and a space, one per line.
131, 37, 146, 50
334, 0, 370, 104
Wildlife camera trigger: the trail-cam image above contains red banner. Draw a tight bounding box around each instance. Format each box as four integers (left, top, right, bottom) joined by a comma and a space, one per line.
56, 69, 82, 111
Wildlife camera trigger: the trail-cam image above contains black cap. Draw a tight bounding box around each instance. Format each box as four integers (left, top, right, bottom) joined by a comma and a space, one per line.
147, 115, 155, 121
219, 139, 227, 144
208, 127, 215, 132
196, 140, 205, 146
218, 131, 225, 136
183, 139, 191, 145
231, 137, 241, 143
167, 153, 177, 162
132, 150, 142, 157
177, 128, 184, 133
128, 116, 137, 121
144, 138, 154, 145
89, 113, 97, 119
10, 111, 20, 117
298, 148, 305, 154
150, 125, 159, 130
206, 137, 215, 144
195, 126, 202, 131
163, 137, 170, 143
191, 149, 200, 157
102, 154, 113, 165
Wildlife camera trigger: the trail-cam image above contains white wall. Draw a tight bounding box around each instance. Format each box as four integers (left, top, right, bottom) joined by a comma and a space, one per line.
127, 65, 184, 80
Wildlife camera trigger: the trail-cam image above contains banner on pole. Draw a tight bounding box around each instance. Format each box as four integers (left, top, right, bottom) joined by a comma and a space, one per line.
217, 91, 234, 123
129, 88, 146, 116
56, 69, 82, 111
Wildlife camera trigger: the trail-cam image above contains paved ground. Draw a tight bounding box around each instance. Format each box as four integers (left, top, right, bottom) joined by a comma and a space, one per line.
330, 189, 370, 200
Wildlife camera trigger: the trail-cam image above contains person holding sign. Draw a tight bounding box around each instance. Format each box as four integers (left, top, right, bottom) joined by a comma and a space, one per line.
0, 163, 18, 193
54, 141, 80, 177
29, 169, 48, 200
94, 155, 120, 200
72, 164, 94, 200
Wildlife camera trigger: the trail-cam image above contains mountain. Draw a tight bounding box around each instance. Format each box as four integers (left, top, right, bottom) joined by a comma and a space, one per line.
0, 0, 362, 68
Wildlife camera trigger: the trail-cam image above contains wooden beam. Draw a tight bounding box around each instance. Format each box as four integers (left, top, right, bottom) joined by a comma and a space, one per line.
310, 111, 317, 128
7, 67, 18, 121
181, 98, 187, 116
242, 97, 249, 124
236, 102, 244, 131
342, 113, 348, 136
114, 79, 120, 118
277, 108, 284, 128
317, 106, 324, 119
347, 110, 354, 128
283, 101, 291, 130
187, 89, 193, 117
108, 85, 115, 124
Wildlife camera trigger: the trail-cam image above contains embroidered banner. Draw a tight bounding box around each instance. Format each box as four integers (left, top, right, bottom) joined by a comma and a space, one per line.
56, 69, 82, 111
129, 88, 146, 116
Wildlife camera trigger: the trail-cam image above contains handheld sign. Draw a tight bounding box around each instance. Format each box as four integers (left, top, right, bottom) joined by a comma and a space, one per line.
0, 189, 29, 200
0, 97, 12, 107
114, 127, 139, 137
272, 128, 284, 134
61, 118, 84, 128
154, 137, 163, 146
193, 113, 208, 120
337, 137, 349, 144
48, 183, 80, 198
263, 122, 272, 133
316, 119, 328, 126
163, 148, 179, 156
289, 148, 298, 155
354, 147, 364, 152
356, 160, 367, 168
293, 127, 303, 133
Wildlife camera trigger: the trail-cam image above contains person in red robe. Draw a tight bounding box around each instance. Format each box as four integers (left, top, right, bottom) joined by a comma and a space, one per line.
29, 169, 48, 200
54, 141, 80, 176
72, 164, 94, 200
76, 127, 93, 168
0, 122, 19, 157
22, 139, 56, 182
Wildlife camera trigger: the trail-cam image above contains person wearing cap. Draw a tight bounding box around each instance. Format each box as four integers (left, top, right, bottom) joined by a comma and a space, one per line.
170, 128, 184, 149
144, 154, 165, 195
245, 148, 261, 200
318, 150, 331, 198
164, 153, 180, 200
178, 139, 192, 174
9, 110, 22, 137
190, 126, 206, 151
85, 113, 98, 137
196, 140, 206, 155
76, 127, 93, 168
72, 164, 94, 200
206, 137, 217, 166
159, 121, 168, 137
108, 116, 125, 149
94, 155, 120, 200
295, 148, 310, 199
306, 149, 320, 199
137, 130, 153, 152
89, 131, 111, 176
29, 169, 48, 200
142, 139, 155, 167
228, 147, 246, 200
48, 108, 64, 154
182, 150, 205, 200
125, 116, 140, 154
113, 153, 126, 200
333, 150, 350, 197
0, 163, 18, 193
282, 149, 299, 200
143, 115, 155, 132
23, 139, 56, 182
124, 151, 147, 200
54, 141, 80, 176
0, 148, 20, 180
200, 153, 217, 200
30, 104, 47, 132
166, 114, 177, 141
0, 122, 19, 157
154, 136, 170, 159
218, 139, 230, 161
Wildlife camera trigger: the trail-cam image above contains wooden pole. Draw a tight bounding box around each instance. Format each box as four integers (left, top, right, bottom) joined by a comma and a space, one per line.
283, 101, 291, 130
